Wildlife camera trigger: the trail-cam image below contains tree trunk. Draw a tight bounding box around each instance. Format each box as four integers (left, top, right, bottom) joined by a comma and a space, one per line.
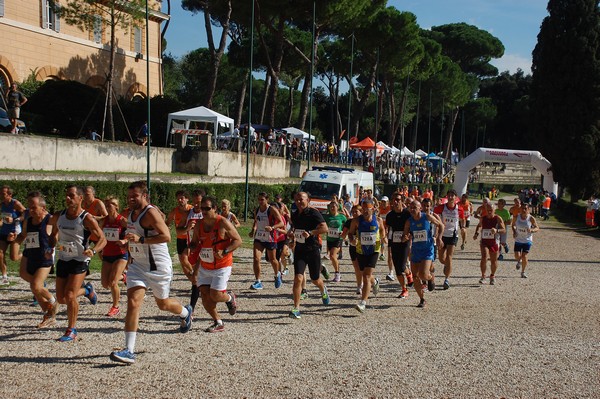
235, 76, 247, 126
259, 74, 270, 125
297, 71, 311, 130
351, 62, 378, 137
286, 79, 296, 127
203, 1, 231, 108
443, 106, 460, 159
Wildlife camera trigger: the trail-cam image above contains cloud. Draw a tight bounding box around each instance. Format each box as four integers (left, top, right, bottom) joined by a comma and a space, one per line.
491, 53, 532, 75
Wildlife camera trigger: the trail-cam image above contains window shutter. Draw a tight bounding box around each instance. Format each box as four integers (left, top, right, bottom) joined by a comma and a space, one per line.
134, 26, 141, 53
0, 0, 5, 17
54, 3, 60, 32
41, 0, 48, 28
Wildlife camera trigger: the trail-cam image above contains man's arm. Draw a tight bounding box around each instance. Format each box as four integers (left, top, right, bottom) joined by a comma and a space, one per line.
83, 213, 106, 254
130, 208, 171, 244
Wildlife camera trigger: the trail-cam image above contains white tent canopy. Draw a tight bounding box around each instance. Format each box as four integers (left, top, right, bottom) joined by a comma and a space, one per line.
401, 146, 414, 157
390, 146, 401, 154
377, 141, 392, 151
165, 106, 235, 146
415, 149, 428, 158
282, 127, 315, 141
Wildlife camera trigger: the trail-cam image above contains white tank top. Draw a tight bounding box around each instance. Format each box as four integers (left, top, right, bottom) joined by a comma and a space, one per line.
254, 205, 273, 242
57, 210, 90, 262
514, 214, 533, 244
127, 205, 172, 271
441, 205, 460, 238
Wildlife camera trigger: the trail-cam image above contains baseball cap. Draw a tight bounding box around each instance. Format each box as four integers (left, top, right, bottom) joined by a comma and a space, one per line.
381, 196, 389, 202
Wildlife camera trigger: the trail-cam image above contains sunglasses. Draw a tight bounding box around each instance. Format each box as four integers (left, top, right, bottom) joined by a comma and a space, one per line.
200, 206, 212, 212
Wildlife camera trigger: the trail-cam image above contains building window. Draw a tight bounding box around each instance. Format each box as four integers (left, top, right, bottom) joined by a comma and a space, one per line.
133, 26, 142, 54
93, 15, 102, 43
41, 0, 60, 32
0, 67, 10, 96
0, 0, 5, 18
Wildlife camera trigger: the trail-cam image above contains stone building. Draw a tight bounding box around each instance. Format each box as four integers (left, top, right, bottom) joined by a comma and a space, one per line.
0, 0, 167, 99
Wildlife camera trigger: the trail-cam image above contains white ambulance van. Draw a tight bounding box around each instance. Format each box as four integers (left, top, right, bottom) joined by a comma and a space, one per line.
299, 166, 374, 212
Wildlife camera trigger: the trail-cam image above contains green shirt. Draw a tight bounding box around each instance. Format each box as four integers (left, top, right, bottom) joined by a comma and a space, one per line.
495, 208, 511, 223
325, 213, 347, 242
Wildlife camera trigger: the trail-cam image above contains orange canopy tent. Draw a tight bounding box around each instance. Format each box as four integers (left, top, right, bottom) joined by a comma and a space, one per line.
350, 137, 385, 150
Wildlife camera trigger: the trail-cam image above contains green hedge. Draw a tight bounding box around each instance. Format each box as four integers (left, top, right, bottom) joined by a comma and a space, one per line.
0, 180, 298, 218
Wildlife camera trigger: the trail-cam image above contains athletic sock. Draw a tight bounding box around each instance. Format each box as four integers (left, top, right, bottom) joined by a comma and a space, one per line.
190, 284, 200, 310
125, 331, 136, 353
179, 306, 190, 319
227, 294, 233, 303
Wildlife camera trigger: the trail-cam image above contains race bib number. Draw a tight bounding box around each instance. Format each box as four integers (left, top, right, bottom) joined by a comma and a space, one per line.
103, 227, 120, 241
1, 212, 12, 223
392, 231, 403, 243
128, 243, 147, 260
328, 227, 341, 238
294, 229, 306, 244
481, 229, 494, 239
444, 216, 458, 226
200, 247, 214, 263
360, 232, 377, 246
255, 230, 271, 242
25, 232, 40, 249
58, 240, 78, 256
412, 230, 427, 243
517, 227, 529, 236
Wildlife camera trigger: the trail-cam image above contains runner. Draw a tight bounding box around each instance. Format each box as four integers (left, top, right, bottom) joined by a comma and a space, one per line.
511, 203, 539, 278
249, 193, 284, 290
459, 193, 473, 250
110, 181, 193, 364
473, 202, 506, 285
324, 201, 346, 282
494, 199, 512, 260
385, 192, 412, 299
100, 196, 128, 317
82, 185, 108, 245
50, 185, 106, 342
378, 196, 391, 263
288, 192, 330, 319
188, 196, 242, 333
0, 185, 25, 284
341, 205, 363, 295
345, 199, 386, 313
14, 191, 57, 328
175, 189, 204, 311
402, 200, 443, 308
220, 199, 241, 228
433, 189, 465, 290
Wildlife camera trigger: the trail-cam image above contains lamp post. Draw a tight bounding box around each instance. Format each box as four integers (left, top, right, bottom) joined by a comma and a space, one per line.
243, 0, 255, 221
345, 32, 354, 167
307, 0, 315, 172
145, 0, 151, 194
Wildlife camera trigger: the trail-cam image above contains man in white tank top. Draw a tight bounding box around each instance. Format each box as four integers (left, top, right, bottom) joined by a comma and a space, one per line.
110, 181, 193, 365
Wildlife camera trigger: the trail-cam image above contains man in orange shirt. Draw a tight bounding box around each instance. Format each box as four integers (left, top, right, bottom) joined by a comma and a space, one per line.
459, 193, 473, 250
83, 186, 108, 244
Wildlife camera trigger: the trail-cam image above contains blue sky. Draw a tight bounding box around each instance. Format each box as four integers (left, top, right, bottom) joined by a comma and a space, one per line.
164, 0, 550, 75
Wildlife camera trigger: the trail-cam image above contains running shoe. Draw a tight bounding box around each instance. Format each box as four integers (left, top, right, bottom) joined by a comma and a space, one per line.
406, 270, 414, 287
250, 280, 264, 290
443, 279, 450, 290
180, 304, 193, 333
398, 289, 409, 299
321, 265, 330, 280
372, 278, 380, 296
226, 291, 237, 316
379, 253, 385, 261
479, 277, 486, 284
205, 321, 225, 333
275, 272, 282, 289
58, 328, 77, 342
355, 301, 366, 313
300, 289, 309, 300
503, 243, 510, 253
427, 277, 435, 292
355, 287, 362, 295
332, 272, 341, 283
321, 287, 330, 305
0, 276, 9, 285
417, 298, 427, 308
516, 262, 521, 270
498, 254, 504, 261
322, 253, 330, 260
110, 349, 136, 364
85, 282, 97, 305
282, 268, 289, 276
289, 308, 301, 319
48, 301, 58, 319
521, 272, 528, 278
37, 314, 56, 329
338, 251, 343, 260
121, 271, 127, 285
385, 273, 395, 282
460, 243, 465, 250
30, 297, 39, 307
106, 306, 120, 317
489, 275, 496, 285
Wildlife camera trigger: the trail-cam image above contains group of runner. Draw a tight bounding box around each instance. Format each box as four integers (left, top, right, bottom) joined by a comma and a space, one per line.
0, 183, 540, 364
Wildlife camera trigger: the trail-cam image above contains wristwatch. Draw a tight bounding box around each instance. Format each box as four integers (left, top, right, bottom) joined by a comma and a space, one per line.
139, 236, 145, 244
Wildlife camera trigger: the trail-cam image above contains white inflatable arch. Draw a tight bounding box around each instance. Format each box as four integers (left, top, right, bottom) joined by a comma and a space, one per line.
453, 147, 558, 195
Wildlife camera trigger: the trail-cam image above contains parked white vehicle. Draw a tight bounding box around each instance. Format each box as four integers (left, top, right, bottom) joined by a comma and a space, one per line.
299, 166, 374, 212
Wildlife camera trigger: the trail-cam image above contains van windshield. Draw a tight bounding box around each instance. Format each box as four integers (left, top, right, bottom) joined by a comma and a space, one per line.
299, 181, 340, 201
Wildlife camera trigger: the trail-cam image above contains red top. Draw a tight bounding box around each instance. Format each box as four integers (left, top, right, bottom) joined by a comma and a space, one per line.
480, 215, 501, 246
102, 214, 127, 256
